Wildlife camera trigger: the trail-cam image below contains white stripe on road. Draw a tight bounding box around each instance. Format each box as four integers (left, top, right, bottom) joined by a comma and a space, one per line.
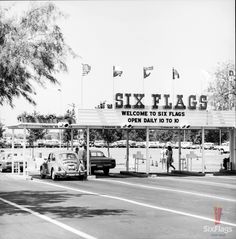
154, 177, 236, 189
0, 197, 97, 239
94, 179, 236, 202
33, 180, 236, 227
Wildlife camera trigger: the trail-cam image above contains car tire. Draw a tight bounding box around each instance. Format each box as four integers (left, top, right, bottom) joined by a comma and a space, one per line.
91, 168, 95, 175
51, 169, 57, 181
103, 168, 109, 175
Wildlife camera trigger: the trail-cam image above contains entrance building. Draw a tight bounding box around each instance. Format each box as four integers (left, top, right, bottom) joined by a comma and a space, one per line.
7, 107, 236, 175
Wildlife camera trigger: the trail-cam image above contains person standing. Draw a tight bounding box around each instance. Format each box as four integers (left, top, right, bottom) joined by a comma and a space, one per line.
82, 145, 87, 167
166, 145, 175, 173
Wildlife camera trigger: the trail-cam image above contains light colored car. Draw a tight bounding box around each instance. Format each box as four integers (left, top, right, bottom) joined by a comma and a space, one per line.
136, 141, 146, 148
217, 142, 230, 154
181, 141, 193, 149
94, 140, 106, 148
204, 142, 215, 150
45, 139, 60, 148
40, 150, 86, 180
149, 141, 159, 148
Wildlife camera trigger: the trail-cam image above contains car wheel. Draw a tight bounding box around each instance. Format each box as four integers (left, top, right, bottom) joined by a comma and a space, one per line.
103, 168, 109, 175
51, 169, 57, 180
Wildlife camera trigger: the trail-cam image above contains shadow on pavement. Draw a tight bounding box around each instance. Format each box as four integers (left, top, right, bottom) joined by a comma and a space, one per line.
0, 190, 130, 218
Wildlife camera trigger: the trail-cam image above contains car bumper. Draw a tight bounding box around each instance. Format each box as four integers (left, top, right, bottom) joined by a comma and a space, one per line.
91, 164, 116, 169
55, 171, 86, 178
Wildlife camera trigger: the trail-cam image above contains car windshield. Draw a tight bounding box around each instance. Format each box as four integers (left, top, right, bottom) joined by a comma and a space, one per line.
59, 153, 77, 161
91, 151, 105, 157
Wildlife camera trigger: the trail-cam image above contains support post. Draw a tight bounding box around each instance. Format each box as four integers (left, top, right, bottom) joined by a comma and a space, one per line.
126, 129, 130, 171
178, 129, 181, 170
86, 127, 90, 175
219, 129, 222, 146
23, 127, 26, 176
229, 128, 236, 170
11, 129, 15, 174
71, 128, 74, 151
146, 127, 150, 174
201, 127, 205, 173
59, 129, 62, 148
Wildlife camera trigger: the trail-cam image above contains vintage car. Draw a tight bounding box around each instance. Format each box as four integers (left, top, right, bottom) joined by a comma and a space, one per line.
81, 150, 116, 175
40, 150, 86, 180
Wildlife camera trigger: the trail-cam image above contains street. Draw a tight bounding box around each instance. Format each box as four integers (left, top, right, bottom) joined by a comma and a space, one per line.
0, 173, 236, 239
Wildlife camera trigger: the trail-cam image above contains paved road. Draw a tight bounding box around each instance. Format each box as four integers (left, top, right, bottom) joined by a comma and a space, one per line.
0, 173, 235, 239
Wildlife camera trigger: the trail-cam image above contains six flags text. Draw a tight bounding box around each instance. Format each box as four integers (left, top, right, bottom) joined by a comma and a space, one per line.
115, 93, 207, 110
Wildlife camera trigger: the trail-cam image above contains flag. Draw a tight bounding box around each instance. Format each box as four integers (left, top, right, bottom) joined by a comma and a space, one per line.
143, 66, 154, 79
172, 68, 180, 80
229, 70, 235, 76
113, 66, 123, 77
82, 64, 91, 76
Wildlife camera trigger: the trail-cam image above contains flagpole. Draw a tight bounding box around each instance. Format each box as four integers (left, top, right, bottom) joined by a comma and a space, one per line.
172, 68, 175, 106
142, 73, 145, 107
112, 67, 115, 108
81, 74, 84, 109
142, 67, 146, 107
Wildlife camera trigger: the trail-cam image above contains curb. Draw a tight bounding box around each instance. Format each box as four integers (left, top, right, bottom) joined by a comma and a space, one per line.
213, 170, 236, 176
171, 170, 205, 176
120, 171, 148, 177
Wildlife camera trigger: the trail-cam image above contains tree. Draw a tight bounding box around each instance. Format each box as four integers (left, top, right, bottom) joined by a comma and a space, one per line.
207, 62, 235, 110
17, 111, 48, 146
101, 129, 120, 157
0, 122, 5, 139
0, 2, 76, 107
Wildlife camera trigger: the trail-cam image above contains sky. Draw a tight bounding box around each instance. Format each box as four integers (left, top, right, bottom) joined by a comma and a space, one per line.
0, 0, 235, 126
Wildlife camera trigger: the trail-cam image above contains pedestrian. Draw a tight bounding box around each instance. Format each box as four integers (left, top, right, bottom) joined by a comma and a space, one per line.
82, 145, 87, 164
166, 145, 175, 173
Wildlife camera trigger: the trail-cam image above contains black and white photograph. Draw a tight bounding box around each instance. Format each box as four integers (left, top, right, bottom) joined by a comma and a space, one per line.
0, 0, 235, 238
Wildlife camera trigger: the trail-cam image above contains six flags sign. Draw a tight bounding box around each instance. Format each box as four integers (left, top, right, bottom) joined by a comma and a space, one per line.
115, 93, 207, 110
113, 93, 208, 126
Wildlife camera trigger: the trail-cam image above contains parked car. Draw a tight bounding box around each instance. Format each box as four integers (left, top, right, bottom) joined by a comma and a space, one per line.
136, 141, 146, 148
190, 144, 200, 150
110, 141, 118, 148
94, 140, 106, 148
204, 142, 215, 150
149, 141, 159, 148
81, 150, 116, 175
181, 141, 192, 149
116, 140, 127, 148
217, 142, 230, 154
37, 139, 46, 148
115, 140, 136, 148
40, 150, 86, 180
45, 140, 60, 148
